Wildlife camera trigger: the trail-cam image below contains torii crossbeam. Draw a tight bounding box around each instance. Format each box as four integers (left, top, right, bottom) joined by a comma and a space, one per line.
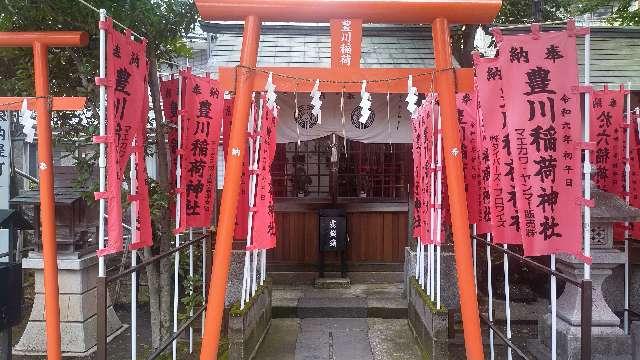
196, 1, 501, 359
0, 31, 88, 360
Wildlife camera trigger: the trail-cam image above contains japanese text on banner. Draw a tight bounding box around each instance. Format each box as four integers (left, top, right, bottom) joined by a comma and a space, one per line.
498, 26, 584, 257
180, 74, 223, 229
475, 56, 522, 244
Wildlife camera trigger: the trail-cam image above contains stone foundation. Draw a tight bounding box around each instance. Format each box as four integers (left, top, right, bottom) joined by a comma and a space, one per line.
407, 276, 449, 359
14, 252, 125, 356
227, 280, 272, 360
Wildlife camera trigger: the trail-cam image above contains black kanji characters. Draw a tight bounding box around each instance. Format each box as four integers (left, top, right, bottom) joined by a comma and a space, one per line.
523, 66, 556, 96
544, 44, 564, 63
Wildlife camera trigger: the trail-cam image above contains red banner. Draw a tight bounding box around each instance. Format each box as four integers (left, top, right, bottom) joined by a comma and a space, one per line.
411, 99, 436, 245
627, 118, 640, 240
457, 91, 483, 226
249, 100, 279, 250
590, 86, 626, 196
475, 56, 522, 244
98, 18, 149, 256
160, 78, 180, 197
180, 73, 223, 229
476, 95, 493, 235
222, 98, 252, 239
497, 24, 585, 257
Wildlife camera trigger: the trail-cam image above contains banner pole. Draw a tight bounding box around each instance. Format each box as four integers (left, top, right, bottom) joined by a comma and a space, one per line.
435, 111, 443, 309
129, 139, 138, 360
98, 9, 107, 279
487, 234, 494, 360
200, 16, 261, 359
623, 82, 631, 335
252, 97, 265, 296
583, 18, 592, 280
472, 224, 477, 292
432, 18, 484, 359
503, 244, 512, 360
551, 254, 557, 360
172, 72, 184, 360
189, 228, 194, 353
242, 97, 257, 307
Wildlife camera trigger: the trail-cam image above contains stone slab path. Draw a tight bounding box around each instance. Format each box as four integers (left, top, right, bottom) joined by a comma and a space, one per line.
254, 283, 422, 360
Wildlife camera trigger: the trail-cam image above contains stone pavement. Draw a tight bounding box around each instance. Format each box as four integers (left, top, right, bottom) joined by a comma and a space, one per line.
254, 282, 423, 360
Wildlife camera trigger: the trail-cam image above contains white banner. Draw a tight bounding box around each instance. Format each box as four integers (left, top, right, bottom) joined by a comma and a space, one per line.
275, 92, 413, 144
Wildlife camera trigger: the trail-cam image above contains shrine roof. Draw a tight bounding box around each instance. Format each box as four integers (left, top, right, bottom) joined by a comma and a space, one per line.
500, 25, 640, 89
197, 22, 447, 72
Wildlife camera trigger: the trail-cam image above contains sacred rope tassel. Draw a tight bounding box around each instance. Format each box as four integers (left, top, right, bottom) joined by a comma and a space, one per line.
310, 79, 322, 124
20, 98, 37, 143
265, 72, 277, 111
359, 80, 371, 124
405, 75, 419, 115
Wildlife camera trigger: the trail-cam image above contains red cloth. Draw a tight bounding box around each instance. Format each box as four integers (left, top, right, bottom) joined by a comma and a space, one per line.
498, 25, 584, 257
590, 86, 626, 196
456, 91, 483, 226
476, 93, 493, 235
411, 99, 436, 245
180, 73, 223, 229
160, 77, 181, 218
98, 18, 149, 256
249, 100, 278, 250
475, 56, 522, 244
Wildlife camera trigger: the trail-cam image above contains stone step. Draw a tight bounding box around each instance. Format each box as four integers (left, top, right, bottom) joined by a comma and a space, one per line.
314, 277, 351, 289
273, 296, 408, 319
270, 271, 404, 285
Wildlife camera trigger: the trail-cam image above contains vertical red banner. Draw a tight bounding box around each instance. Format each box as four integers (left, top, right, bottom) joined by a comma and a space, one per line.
497, 25, 585, 257
475, 56, 522, 244
250, 99, 279, 250
590, 86, 626, 196
476, 95, 493, 235
628, 119, 640, 240
180, 74, 223, 228
456, 91, 482, 226
411, 99, 435, 245
98, 18, 149, 256
160, 78, 180, 196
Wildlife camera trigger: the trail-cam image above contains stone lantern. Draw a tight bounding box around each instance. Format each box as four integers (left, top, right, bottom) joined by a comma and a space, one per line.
12, 167, 124, 356
535, 186, 640, 359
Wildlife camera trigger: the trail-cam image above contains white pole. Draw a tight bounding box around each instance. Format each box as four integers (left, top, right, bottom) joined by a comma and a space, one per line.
201, 227, 206, 337
260, 249, 266, 285
487, 234, 494, 360
189, 229, 194, 353
428, 97, 437, 299
624, 83, 631, 335
130, 139, 138, 360
429, 244, 435, 300
415, 240, 420, 283
252, 99, 264, 296
435, 112, 443, 309
503, 245, 512, 360
551, 254, 557, 360
97, 8, 107, 278
472, 224, 477, 293
172, 73, 184, 360
583, 18, 592, 280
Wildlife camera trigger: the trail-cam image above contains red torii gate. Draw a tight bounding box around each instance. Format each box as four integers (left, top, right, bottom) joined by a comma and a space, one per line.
0, 31, 88, 360
196, 1, 501, 359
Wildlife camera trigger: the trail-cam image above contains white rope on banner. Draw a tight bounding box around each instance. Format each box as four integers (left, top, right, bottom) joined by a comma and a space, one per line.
172, 73, 184, 360
551, 254, 557, 360
583, 18, 592, 281
97, 8, 107, 278
623, 83, 631, 335
487, 233, 495, 360
435, 111, 443, 309
503, 244, 512, 360
130, 139, 138, 360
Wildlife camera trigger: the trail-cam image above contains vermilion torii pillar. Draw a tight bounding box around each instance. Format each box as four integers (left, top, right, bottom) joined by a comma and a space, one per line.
195, 1, 501, 359
0, 31, 88, 360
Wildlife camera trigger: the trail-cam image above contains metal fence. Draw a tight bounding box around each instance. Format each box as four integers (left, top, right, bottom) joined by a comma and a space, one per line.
473, 235, 592, 360
96, 231, 212, 360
